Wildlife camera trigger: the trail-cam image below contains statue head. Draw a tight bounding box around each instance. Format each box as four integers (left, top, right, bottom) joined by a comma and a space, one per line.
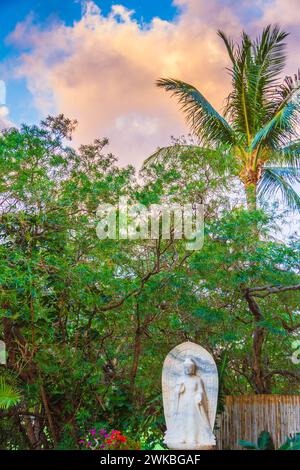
183, 357, 196, 375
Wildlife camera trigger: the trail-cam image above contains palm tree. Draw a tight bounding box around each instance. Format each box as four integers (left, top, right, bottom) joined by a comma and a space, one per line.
146, 25, 300, 211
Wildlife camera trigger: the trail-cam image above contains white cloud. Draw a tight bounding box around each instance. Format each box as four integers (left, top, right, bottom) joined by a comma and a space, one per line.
7, 0, 243, 165
6, 0, 300, 166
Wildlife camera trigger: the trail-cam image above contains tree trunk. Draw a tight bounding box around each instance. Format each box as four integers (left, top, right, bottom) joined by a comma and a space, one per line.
244, 291, 269, 393
245, 182, 257, 211
252, 325, 268, 393
22, 416, 42, 450
2, 318, 54, 446
240, 165, 259, 211
130, 300, 144, 395
40, 381, 58, 446
130, 327, 142, 394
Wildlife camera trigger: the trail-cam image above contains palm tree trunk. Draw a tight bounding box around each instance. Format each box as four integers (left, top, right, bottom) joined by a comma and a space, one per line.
245, 183, 257, 211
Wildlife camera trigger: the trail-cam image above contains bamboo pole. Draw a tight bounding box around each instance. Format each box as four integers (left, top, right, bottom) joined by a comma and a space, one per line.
216, 395, 300, 450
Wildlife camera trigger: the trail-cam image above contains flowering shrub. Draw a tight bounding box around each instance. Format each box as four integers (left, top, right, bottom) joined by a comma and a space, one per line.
79, 427, 140, 450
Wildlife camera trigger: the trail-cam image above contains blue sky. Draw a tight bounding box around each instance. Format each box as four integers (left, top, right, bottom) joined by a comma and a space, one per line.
0, 1, 177, 125
0, 0, 177, 61
0, 0, 177, 47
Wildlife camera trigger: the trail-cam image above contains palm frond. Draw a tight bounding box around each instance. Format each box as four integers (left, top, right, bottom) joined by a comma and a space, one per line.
249, 25, 288, 124
266, 70, 300, 124
0, 377, 21, 410
223, 31, 252, 141
258, 166, 300, 211
222, 25, 289, 137
143, 144, 236, 176
251, 101, 298, 150
253, 25, 288, 79
252, 71, 300, 151
156, 78, 235, 146
271, 140, 300, 168
217, 30, 235, 65
143, 144, 198, 167
278, 70, 300, 102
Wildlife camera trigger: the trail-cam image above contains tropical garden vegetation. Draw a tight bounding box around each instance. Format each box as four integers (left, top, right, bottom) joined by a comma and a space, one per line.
0, 25, 299, 450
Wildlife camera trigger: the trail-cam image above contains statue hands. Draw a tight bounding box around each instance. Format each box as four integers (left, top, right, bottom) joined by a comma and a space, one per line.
175, 382, 185, 415
196, 391, 203, 404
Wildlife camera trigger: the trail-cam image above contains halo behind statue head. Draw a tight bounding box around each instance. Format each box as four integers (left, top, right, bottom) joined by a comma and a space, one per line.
162, 341, 218, 431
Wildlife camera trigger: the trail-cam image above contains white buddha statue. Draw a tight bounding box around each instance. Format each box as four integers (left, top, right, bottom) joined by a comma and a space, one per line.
164, 357, 216, 449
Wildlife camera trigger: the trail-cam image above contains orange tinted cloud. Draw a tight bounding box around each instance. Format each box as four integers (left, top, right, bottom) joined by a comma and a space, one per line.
8, 0, 300, 166
8, 0, 243, 166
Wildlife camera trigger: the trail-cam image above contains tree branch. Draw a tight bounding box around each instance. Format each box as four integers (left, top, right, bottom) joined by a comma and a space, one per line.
247, 284, 300, 298
264, 369, 300, 380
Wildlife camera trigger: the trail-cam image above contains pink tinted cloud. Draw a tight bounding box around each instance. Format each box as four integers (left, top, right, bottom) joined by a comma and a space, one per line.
7, 0, 300, 166
8, 0, 243, 166
255, 0, 300, 74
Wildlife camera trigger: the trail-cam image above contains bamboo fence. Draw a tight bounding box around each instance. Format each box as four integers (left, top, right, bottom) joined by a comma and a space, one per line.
216, 395, 300, 450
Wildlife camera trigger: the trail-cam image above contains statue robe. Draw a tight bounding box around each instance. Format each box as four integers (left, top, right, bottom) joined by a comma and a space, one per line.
164, 375, 216, 447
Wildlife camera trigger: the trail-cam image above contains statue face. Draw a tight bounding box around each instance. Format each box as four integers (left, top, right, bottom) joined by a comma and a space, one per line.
183, 362, 195, 375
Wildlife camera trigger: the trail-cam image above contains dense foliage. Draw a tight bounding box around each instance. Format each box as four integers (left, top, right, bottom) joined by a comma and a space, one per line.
240, 431, 300, 450
0, 115, 299, 449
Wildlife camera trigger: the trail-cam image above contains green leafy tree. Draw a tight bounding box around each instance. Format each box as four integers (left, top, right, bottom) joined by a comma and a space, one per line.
0, 115, 299, 449
188, 208, 300, 394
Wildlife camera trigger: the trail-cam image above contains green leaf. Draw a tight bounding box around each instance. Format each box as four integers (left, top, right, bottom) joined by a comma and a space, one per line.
257, 431, 275, 450
239, 439, 258, 450
279, 433, 300, 450
0, 378, 21, 410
